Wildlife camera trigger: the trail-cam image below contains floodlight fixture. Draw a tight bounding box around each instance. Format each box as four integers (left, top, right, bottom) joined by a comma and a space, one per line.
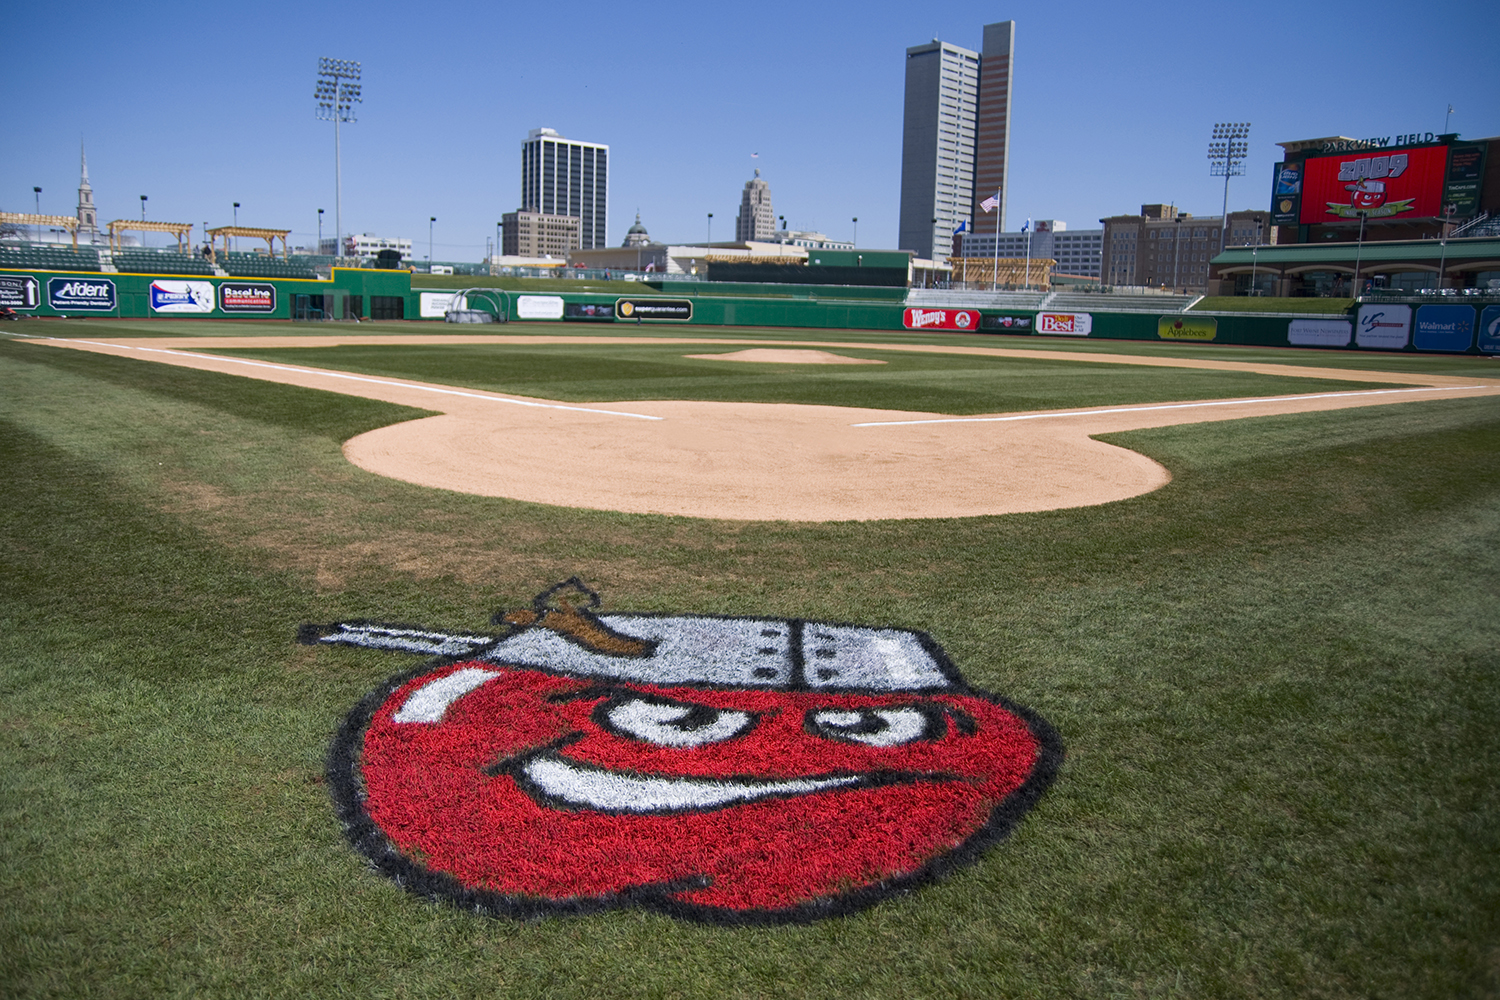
1208, 121, 1251, 250
316, 56, 363, 261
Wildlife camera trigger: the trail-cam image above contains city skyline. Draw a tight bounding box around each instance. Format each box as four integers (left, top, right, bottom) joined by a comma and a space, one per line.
4, 0, 1496, 259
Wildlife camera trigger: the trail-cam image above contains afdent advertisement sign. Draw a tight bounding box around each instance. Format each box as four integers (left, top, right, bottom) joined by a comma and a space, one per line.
48, 276, 116, 312
903, 307, 979, 331
1300, 144, 1448, 224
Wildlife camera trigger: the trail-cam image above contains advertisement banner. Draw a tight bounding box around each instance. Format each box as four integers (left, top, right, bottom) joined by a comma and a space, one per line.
1413, 304, 1475, 352
1287, 318, 1352, 347
517, 295, 565, 320
1355, 303, 1412, 349
1036, 312, 1092, 336
1300, 144, 1448, 224
617, 298, 693, 322
149, 280, 215, 314
1442, 143, 1487, 217
979, 313, 1033, 332
48, 276, 116, 312
902, 307, 979, 331
1157, 316, 1217, 341
1478, 305, 1500, 355
563, 302, 615, 321
218, 282, 276, 313
419, 292, 466, 318
1270, 162, 1302, 226
0, 274, 41, 310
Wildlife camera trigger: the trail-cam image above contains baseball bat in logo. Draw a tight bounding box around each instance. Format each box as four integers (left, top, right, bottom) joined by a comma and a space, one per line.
48, 277, 116, 312
149, 280, 215, 314
218, 282, 276, 313
304, 579, 1063, 924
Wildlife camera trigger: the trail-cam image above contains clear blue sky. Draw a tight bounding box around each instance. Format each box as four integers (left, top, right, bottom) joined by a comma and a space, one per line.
6, 0, 1497, 258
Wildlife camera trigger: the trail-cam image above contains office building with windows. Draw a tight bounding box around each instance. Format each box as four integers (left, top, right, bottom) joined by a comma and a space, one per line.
735, 169, 775, 242
1100, 205, 1273, 290
898, 20, 1015, 263
959, 220, 1103, 278
519, 128, 608, 249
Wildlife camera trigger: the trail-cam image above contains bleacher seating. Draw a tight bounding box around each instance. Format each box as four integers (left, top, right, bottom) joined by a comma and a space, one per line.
221, 252, 317, 280
1045, 292, 1198, 313
0, 243, 101, 272
112, 250, 215, 276
905, 288, 1049, 310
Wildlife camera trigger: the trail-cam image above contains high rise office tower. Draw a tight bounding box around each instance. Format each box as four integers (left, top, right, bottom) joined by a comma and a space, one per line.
897, 20, 1016, 262
898, 40, 979, 261
972, 21, 1014, 234
735, 169, 775, 242
519, 128, 609, 249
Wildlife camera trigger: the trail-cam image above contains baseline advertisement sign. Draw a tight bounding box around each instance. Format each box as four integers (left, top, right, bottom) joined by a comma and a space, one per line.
1355, 303, 1411, 349
1478, 306, 1500, 355
617, 298, 693, 322
1413, 304, 1475, 352
980, 313, 1033, 332
419, 292, 466, 318
1157, 316, 1217, 341
1036, 312, 1091, 336
149, 280, 215, 314
1300, 144, 1448, 224
0, 274, 41, 310
48, 276, 116, 312
1270, 162, 1302, 226
1287, 318, 1352, 347
516, 295, 565, 320
903, 307, 979, 331
219, 282, 276, 313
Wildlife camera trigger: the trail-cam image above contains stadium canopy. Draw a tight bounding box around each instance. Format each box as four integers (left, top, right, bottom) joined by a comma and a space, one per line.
0, 213, 80, 247
206, 226, 292, 260
107, 220, 194, 253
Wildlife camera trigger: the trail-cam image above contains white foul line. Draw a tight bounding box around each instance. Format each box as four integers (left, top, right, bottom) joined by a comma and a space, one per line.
35, 338, 664, 420
852, 385, 1490, 427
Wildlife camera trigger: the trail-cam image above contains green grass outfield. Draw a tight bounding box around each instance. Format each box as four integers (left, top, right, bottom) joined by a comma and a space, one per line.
2, 322, 1498, 999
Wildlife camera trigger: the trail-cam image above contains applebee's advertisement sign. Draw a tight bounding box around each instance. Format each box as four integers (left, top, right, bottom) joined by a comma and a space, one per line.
902, 308, 979, 331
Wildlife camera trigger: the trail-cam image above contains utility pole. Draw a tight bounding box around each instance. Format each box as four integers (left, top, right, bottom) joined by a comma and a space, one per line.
1209, 122, 1250, 253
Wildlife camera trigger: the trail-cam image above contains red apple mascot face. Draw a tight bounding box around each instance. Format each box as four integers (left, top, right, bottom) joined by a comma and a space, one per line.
311, 581, 1062, 923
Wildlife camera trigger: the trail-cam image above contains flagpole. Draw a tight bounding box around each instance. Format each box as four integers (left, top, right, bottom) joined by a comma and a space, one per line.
992, 191, 1001, 292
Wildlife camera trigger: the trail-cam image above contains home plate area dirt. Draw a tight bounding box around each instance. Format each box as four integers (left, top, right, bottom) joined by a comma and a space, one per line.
31, 333, 1500, 521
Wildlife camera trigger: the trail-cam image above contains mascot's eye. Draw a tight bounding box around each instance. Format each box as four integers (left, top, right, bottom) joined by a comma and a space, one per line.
597, 697, 755, 747
806, 707, 941, 747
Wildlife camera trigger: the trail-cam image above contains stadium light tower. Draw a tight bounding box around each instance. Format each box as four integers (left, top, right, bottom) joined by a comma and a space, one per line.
316, 57, 362, 262
1208, 122, 1251, 251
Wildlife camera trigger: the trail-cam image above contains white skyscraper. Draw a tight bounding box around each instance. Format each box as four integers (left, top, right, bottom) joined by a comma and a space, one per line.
519, 128, 609, 249
735, 169, 775, 242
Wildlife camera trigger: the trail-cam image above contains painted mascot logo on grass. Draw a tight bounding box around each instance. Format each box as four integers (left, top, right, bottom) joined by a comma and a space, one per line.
303, 580, 1062, 923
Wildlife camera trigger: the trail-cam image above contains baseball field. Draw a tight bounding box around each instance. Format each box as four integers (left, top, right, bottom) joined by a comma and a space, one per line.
3, 318, 1499, 998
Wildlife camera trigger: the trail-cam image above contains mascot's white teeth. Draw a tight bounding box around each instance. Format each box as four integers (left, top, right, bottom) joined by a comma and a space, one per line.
518, 753, 860, 813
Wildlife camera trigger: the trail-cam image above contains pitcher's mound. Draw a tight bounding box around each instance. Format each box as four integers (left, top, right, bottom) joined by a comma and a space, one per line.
684, 349, 885, 365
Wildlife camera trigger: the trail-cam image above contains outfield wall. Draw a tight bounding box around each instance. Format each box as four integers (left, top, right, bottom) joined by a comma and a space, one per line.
6, 264, 1494, 355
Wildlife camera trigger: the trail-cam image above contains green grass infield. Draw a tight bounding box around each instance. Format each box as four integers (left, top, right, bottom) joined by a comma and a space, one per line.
2, 333, 1497, 998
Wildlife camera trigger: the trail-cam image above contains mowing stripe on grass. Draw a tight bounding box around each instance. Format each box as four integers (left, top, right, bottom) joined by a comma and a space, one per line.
33, 337, 665, 421
852, 384, 1490, 426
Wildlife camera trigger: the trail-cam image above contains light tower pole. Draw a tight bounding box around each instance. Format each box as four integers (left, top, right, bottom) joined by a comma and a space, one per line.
315, 57, 362, 263
1208, 122, 1251, 252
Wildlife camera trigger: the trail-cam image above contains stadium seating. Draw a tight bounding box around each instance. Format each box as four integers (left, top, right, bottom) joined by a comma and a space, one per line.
0, 243, 102, 272
905, 288, 1049, 310
221, 252, 317, 280
111, 250, 215, 276
1045, 292, 1198, 313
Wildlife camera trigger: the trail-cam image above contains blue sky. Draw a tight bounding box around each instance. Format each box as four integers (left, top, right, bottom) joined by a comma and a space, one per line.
5, 0, 1497, 258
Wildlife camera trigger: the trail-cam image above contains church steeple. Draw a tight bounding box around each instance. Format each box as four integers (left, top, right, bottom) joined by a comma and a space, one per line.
76, 142, 98, 240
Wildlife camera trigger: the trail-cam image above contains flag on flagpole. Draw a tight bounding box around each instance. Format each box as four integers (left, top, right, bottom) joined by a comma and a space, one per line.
953, 219, 968, 235
979, 195, 998, 213
751, 152, 759, 158
1021, 219, 1030, 233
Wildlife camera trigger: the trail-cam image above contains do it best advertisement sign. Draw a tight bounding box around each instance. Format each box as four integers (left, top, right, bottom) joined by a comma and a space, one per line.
1299, 144, 1448, 224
